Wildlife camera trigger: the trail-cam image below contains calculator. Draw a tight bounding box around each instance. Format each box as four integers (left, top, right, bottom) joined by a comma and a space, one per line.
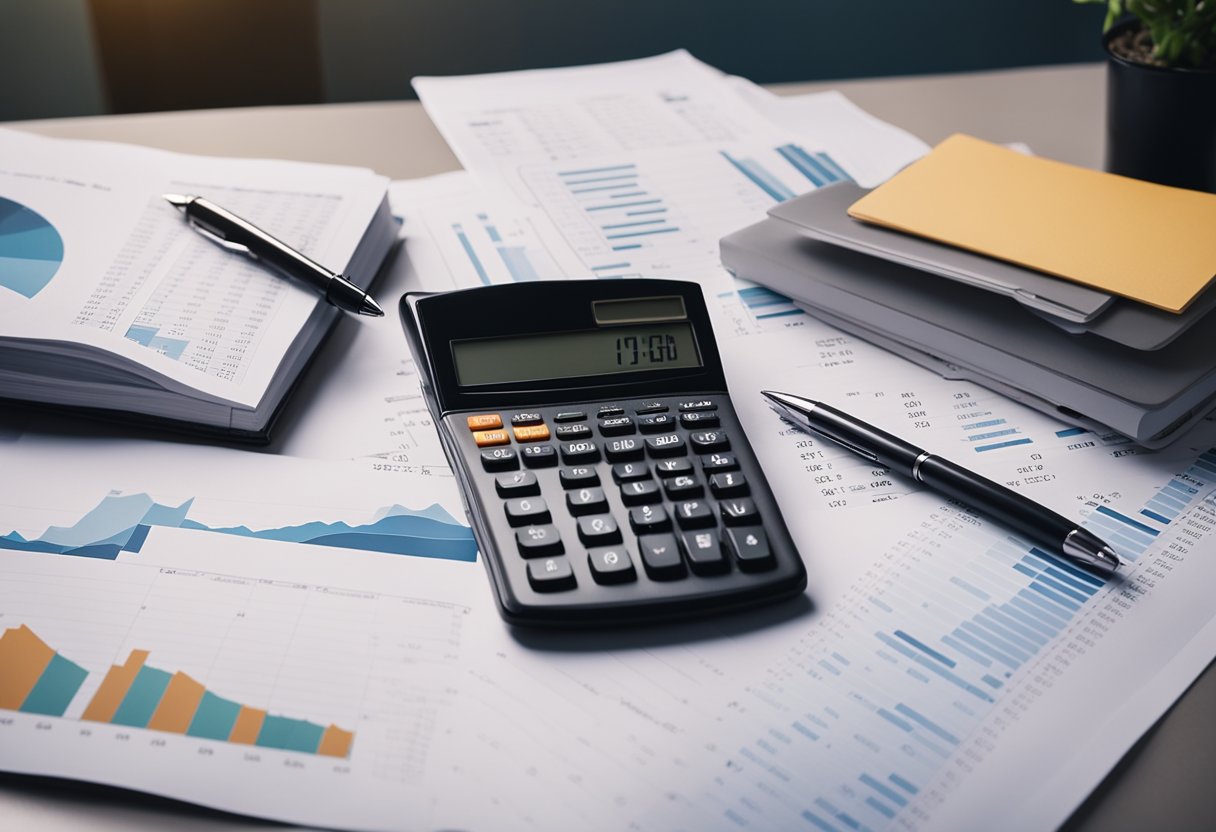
399, 280, 806, 626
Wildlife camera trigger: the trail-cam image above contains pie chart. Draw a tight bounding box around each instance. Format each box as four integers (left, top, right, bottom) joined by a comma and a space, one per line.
0, 197, 64, 299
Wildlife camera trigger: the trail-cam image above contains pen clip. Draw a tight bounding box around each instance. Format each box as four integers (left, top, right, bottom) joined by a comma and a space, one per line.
187, 217, 252, 256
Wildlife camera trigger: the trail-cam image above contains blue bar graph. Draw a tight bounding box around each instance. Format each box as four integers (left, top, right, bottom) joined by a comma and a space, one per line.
452, 224, 491, 286
124, 325, 189, 361
719, 151, 796, 202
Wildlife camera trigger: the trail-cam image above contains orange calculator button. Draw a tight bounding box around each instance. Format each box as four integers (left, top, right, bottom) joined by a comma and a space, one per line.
467, 413, 503, 431
473, 430, 510, 447
513, 424, 551, 443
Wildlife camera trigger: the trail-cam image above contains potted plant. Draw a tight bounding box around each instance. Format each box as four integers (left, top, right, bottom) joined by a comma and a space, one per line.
1077, 0, 1216, 192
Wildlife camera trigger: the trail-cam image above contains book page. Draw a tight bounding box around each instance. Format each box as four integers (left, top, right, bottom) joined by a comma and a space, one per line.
0, 129, 387, 408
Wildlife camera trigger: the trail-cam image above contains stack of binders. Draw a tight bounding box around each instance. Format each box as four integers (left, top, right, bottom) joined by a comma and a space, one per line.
721, 135, 1216, 448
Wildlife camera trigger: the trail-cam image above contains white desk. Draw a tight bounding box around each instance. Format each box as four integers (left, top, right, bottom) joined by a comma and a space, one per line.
4, 63, 1215, 831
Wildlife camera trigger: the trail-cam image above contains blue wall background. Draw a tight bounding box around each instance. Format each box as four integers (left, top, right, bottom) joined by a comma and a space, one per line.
1, 0, 1107, 121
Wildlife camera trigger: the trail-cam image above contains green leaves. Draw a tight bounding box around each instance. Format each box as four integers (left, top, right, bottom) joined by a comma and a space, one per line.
1075, 0, 1216, 68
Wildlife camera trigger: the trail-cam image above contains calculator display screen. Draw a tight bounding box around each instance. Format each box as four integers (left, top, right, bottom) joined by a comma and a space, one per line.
451, 322, 701, 386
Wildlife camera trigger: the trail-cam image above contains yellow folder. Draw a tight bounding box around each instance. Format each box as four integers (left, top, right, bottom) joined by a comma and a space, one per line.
847, 134, 1216, 314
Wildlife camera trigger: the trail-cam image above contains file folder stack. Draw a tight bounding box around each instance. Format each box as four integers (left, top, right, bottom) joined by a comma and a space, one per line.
720, 135, 1216, 448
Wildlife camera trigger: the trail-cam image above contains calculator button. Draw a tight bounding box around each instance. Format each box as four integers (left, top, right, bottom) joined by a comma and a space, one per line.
620, 480, 662, 506
645, 434, 686, 458
473, 429, 511, 447
597, 405, 625, 418
663, 475, 704, 500
577, 515, 622, 546
560, 440, 601, 464
516, 525, 564, 558
554, 411, 587, 423
481, 448, 519, 471
637, 534, 686, 580
709, 471, 749, 498
725, 527, 775, 572
505, 497, 551, 527
510, 412, 543, 426
522, 444, 558, 468
634, 401, 668, 414
690, 430, 730, 453
680, 529, 729, 576
678, 399, 716, 412
598, 416, 635, 436
720, 498, 760, 526
566, 486, 608, 516
588, 546, 637, 585
527, 557, 577, 592
559, 466, 599, 488
629, 504, 670, 534
638, 413, 676, 434
467, 413, 503, 430
680, 410, 720, 429
604, 437, 644, 462
700, 452, 739, 473
654, 459, 694, 478
556, 424, 592, 441
495, 470, 540, 497
674, 500, 715, 529
611, 461, 650, 482
513, 424, 551, 443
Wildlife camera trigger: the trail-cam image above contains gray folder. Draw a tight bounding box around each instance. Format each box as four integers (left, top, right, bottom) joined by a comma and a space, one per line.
720, 216, 1216, 448
767, 183, 1216, 350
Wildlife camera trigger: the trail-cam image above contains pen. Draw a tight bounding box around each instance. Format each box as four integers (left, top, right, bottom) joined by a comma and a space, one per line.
162, 194, 384, 317
762, 390, 1123, 573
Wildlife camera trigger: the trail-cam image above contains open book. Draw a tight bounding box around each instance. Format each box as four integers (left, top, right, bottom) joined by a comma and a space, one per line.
0, 129, 395, 441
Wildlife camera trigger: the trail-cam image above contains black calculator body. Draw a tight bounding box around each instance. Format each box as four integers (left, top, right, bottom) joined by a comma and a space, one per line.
399, 280, 806, 627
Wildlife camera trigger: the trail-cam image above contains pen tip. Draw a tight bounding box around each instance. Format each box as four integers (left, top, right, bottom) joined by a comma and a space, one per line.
162, 193, 191, 210
359, 295, 385, 317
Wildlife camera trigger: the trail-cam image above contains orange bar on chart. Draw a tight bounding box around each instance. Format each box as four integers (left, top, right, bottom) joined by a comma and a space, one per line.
145, 672, 207, 734
81, 649, 149, 723
0, 625, 56, 710
227, 705, 267, 744
317, 724, 355, 758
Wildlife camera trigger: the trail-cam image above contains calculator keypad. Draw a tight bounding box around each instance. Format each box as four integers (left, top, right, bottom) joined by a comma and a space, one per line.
454, 395, 799, 620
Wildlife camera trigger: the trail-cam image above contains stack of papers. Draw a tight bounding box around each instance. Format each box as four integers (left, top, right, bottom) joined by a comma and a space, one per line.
723, 134, 1216, 446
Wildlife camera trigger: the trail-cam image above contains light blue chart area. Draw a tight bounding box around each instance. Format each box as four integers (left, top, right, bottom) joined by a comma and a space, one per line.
0, 197, 64, 299
450, 213, 549, 285
0, 492, 477, 562
714, 449, 1216, 831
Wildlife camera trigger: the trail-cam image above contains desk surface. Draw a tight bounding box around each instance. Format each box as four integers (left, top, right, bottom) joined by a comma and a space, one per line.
4, 63, 1215, 832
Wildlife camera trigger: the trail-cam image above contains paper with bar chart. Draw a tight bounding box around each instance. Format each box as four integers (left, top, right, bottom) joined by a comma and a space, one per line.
0, 438, 483, 829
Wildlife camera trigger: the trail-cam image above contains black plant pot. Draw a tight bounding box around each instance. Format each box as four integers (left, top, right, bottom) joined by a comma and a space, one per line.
1105, 21, 1216, 193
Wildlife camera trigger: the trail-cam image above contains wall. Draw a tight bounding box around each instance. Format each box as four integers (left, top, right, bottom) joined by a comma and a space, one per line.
0, 0, 1107, 122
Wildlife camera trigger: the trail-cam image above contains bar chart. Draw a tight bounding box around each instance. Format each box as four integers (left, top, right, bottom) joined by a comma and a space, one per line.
692, 447, 1216, 831
1, 624, 355, 757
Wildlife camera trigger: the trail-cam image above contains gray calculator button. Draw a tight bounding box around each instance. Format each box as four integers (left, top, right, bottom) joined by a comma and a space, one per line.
720, 497, 760, 526
516, 525, 563, 558
629, 503, 670, 534
598, 416, 635, 436
725, 527, 775, 572
612, 461, 650, 482
527, 556, 576, 592
654, 459, 694, 478
674, 499, 715, 529
556, 423, 593, 441
561, 440, 601, 464
645, 433, 686, 458
620, 480, 662, 506
680, 529, 728, 575
505, 497, 551, 527
559, 466, 599, 488
604, 437, 644, 462
588, 546, 637, 585
495, 470, 540, 497
481, 447, 519, 471
638, 413, 676, 434
663, 475, 703, 500
637, 534, 686, 580
690, 430, 730, 453
577, 514, 621, 546
708, 471, 749, 498
522, 444, 558, 468
567, 486, 608, 516
700, 452, 739, 472
680, 410, 720, 428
